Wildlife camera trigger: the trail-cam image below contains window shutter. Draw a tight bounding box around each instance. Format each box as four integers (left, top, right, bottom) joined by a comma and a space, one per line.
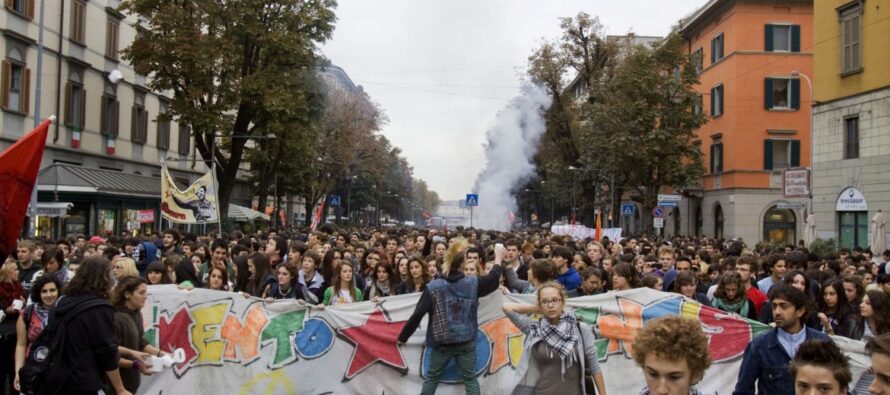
710, 87, 716, 116
131, 105, 137, 142
21, 67, 30, 114
113, 100, 120, 137
710, 144, 715, 173
78, 88, 86, 129
765, 25, 774, 51
1, 61, 10, 109
791, 25, 801, 52
764, 139, 774, 170
791, 140, 800, 167
764, 78, 773, 109
711, 38, 716, 64
64, 82, 72, 125
143, 111, 149, 143
791, 79, 800, 110
717, 143, 724, 173
4, 0, 13, 9
26, 0, 35, 18
100, 96, 107, 134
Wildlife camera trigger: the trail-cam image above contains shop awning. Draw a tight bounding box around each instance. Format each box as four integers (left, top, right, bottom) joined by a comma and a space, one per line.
36, 202, 73, 217
228, 204, 270, 222
37, 163, 160, 198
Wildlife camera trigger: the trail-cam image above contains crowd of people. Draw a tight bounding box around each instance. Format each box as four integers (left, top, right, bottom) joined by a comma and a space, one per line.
2, 225, 890, 394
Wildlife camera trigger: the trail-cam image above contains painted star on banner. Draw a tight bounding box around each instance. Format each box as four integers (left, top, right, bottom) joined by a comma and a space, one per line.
337, 306, 409, 381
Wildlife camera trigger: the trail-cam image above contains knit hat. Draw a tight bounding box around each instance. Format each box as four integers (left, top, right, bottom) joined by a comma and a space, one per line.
88, 236, 105, 244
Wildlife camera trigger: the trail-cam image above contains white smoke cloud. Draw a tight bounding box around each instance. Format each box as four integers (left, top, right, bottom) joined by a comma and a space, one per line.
471, 84, 551, 231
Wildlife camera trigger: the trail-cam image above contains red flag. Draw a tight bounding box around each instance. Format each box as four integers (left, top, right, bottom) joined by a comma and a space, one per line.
594, 210, 602, 241
310, 201, 326, 231
0, 118, 52, 257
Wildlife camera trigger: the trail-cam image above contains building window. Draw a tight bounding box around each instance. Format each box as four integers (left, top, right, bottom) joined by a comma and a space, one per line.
131, 92, 148, 144
178, 124, 191, 156
70, 0, 87, 44
709, 142, 723, 174
692, 47, 703, 73
765, 24, 800, 52
64, 72, 86, 130
839, 211, 868, 249
714, 204, 724, 239
844, 117, 859, 159
106, 18, 120, 60
100, 85, 120, 138
710, 84, 723, 117
157, 100, 170, 151
840, 5, 862, 74
1, 49, 30, 114
763, 206, 796, 245
711, 33, 724, 64
694, 93, 703, 115
6, 0, 34, 19
764, 139, 801, 170
764, 78, 800, 110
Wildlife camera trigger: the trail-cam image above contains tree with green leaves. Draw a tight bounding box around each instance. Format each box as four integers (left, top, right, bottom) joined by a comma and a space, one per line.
120, 0, 337, 219
590, 33, 707, 233
527, 13, 619, 225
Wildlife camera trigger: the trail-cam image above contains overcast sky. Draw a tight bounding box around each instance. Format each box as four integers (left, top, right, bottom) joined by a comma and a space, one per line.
322, 0, 705, 201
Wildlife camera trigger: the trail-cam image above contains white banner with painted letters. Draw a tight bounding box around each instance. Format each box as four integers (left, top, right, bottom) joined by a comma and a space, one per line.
137, 286, 868, 394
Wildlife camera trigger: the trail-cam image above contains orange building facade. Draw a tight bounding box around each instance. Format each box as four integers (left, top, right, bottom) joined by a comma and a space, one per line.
674, 0, 813, 244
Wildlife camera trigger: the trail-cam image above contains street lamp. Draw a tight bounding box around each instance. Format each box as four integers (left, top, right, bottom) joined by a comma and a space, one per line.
790, 70, 814, 219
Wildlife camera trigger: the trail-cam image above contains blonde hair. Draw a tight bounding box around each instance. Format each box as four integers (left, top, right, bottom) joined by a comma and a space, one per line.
443, 237, 468, 275
536, 281, 568, 305
0, 261, 18, 283
112, 256, 140, 279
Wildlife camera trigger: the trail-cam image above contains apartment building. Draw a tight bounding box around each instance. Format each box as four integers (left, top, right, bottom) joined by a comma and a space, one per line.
0, 1, 236, 238
811, 0, 890, 250
676, 0, 814, 245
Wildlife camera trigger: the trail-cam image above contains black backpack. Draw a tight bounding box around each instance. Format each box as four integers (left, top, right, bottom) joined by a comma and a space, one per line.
18, 297, 109, 395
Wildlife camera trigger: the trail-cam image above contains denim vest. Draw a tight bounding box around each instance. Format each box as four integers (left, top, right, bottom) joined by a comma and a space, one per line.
425, 275, 479, 346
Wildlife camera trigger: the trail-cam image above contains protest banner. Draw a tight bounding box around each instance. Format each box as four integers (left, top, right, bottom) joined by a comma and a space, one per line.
138, 286, 869, 394
160, 166, 220, 224
551, 224, 622, 242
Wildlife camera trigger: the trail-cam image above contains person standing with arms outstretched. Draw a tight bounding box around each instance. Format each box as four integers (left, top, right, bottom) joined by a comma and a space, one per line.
397, 240, 503, 395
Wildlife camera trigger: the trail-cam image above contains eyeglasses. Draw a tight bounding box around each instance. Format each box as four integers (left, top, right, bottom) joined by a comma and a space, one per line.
540, 298, 563, 306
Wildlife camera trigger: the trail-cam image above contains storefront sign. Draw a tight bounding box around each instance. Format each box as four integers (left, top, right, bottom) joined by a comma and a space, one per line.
836, 187, 868, 211
783, 168, 810, 197
776, 201, 804, 210
35, 202, 73, 218
139, 209, 155, 223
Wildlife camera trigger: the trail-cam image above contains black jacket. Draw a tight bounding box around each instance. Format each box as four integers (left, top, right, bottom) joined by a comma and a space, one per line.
55, 294, 119, 392
398, 265, 503, 343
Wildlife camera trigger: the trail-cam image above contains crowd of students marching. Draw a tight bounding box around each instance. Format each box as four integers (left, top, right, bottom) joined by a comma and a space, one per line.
2, 226, 890, 394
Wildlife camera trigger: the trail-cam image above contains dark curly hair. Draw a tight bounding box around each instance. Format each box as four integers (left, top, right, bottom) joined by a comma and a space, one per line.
790, 339, 851, 390
111, 275, 148, 309
29, 275, 63, 304
633, 316, 711, 382
64, 256, 113, 299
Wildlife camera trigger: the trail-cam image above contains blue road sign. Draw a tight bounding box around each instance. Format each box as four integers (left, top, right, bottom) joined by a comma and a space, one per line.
652, 207, 665, 218
328, 195, 341, 207
621, 204, 635, 216
465, 194, 479, 207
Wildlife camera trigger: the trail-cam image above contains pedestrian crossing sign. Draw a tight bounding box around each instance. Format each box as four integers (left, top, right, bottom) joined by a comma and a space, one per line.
465, 194, 478, 207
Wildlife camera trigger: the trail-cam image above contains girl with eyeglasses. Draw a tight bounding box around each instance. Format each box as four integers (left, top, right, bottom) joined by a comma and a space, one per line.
502, 282, 607, 395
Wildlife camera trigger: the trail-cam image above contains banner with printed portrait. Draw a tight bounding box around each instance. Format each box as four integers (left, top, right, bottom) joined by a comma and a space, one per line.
137, 286, 871, 395
160, 166, 220, 224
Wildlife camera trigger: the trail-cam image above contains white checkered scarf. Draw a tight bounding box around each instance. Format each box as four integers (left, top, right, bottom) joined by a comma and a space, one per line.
526, 310, 580, 377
